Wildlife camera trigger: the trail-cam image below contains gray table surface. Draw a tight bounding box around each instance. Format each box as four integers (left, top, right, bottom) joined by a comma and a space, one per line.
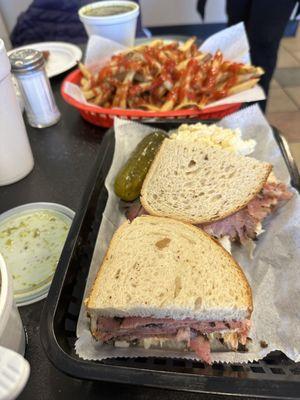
0, 70, 258, 400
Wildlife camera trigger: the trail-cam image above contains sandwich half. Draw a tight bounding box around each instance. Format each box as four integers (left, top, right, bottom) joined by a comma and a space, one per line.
139, 139, 292, 247
86, 216, 252, 363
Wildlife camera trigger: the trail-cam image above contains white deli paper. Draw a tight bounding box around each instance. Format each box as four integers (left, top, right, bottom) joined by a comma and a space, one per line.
64, 22, 265, 110
76, 104, 300, 363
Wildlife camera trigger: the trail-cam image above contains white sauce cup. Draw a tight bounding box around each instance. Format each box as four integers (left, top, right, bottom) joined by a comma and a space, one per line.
0, 254, 25, 355
79, 1, 139, 46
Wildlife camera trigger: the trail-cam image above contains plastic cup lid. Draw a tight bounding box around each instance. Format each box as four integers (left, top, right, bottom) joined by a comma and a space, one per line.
0, 346, 30, 400
0, 203, 74, 306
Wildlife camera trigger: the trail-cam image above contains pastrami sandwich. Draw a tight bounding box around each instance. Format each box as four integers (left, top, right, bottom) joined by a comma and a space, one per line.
86, 216, 252, 363
130, 139, 292, 250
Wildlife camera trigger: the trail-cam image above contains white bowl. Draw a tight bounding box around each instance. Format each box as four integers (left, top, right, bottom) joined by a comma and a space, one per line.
0, 254, 25, 355
79, 1, 139, 46
0, 202, 75, 307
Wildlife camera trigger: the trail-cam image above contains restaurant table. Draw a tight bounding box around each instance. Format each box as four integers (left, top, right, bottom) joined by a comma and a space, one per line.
0, 71, 259, 400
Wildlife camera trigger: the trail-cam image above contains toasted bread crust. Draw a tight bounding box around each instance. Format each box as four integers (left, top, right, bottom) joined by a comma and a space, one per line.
141, 140, 272, 224
86, 215, 252, 319
86, 219, 131, 310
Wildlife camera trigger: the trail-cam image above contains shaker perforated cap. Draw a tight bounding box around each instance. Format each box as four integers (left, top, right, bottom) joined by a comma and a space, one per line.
9, 49, 44, 73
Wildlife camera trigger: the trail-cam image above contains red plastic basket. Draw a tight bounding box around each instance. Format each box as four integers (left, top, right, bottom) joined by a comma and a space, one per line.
61, 69, 242, 127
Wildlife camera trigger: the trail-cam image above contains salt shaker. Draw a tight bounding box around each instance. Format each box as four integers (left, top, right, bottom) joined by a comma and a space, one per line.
9, 49, 61, 128
0, 39, 34, 186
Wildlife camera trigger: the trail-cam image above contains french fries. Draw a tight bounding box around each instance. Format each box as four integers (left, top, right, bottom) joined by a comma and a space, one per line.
78, 39, 264, 111
78, 62, 92, 79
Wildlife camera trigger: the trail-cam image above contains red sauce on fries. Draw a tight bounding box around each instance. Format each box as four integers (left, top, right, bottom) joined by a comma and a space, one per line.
78, 38, 264, 111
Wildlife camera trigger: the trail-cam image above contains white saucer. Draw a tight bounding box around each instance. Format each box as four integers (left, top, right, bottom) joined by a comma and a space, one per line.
8, 41, 82, 78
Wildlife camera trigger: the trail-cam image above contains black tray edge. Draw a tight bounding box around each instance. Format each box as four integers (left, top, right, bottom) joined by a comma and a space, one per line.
40, 128, 114, 356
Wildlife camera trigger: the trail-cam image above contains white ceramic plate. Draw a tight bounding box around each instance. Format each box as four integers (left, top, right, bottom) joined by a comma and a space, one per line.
8, 42, 82, 78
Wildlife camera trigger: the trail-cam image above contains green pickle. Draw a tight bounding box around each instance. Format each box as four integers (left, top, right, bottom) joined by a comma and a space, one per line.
114, 131, 167, 201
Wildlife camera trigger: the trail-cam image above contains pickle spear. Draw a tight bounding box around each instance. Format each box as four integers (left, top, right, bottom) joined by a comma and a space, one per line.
114, 131, 167, 201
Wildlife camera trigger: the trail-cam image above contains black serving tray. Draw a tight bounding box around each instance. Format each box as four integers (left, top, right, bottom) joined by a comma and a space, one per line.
40, 121, 300, 399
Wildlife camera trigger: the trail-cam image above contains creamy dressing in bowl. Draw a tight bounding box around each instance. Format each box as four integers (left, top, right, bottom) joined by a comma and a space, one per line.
0, 207, 73, 305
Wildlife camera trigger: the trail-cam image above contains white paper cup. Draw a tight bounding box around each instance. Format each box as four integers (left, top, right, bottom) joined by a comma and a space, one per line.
0, 40, 34, 186
79, 1, 139, 46
0, 254, 25, 355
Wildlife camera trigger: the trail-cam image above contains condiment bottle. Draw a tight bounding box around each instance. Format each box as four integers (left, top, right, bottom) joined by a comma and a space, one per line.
0, 39, 34, 186
9, 49, 61, 128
